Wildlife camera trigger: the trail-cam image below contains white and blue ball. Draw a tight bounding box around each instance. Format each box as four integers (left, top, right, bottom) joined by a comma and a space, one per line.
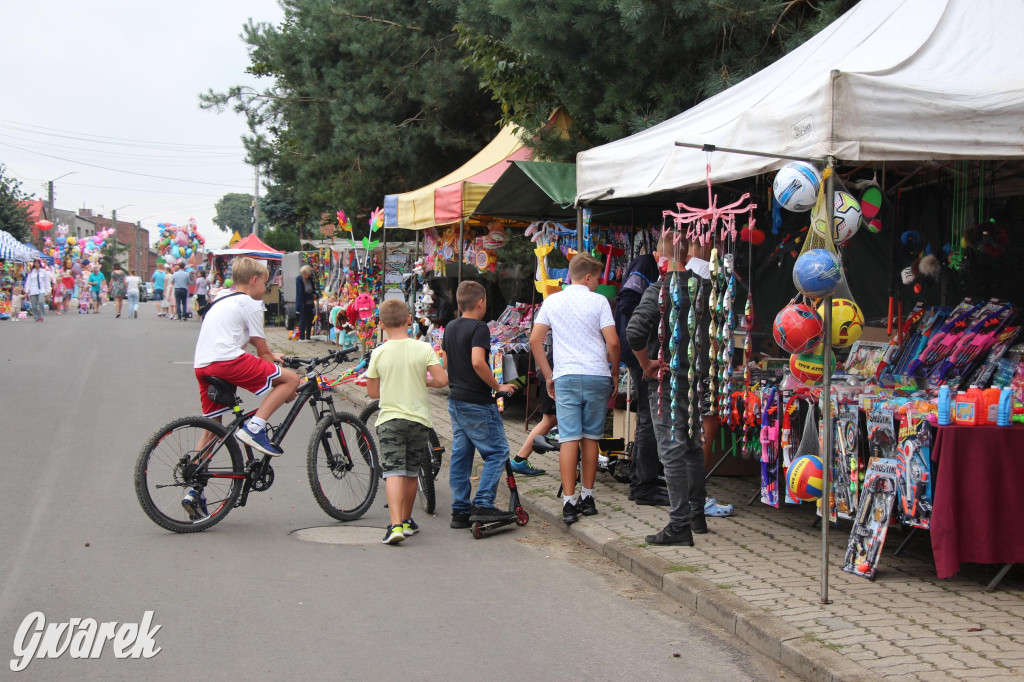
793, 249, 842, 299
773, 162, 822, 213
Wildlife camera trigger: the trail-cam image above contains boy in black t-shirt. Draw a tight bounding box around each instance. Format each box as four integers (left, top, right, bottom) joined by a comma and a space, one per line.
442, 281, 518, 529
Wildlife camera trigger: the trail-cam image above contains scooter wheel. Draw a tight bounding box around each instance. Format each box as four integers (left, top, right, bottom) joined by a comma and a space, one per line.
515, 509, 529, 527
470, 522, 484, 539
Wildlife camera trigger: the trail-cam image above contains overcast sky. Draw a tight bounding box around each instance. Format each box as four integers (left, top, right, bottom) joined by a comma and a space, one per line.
0, 0, 284, 247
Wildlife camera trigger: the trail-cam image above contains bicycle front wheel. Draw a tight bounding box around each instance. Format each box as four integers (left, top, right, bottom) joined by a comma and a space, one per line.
135, 416, 244, 533
307, 412, 379, 521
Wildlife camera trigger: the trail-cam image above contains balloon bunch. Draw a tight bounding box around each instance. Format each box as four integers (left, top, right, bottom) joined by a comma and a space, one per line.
156, 217, 205, 264
42, 223, 116, 267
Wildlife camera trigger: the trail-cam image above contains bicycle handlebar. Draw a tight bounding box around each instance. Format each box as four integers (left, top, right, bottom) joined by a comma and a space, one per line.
281, 346, 360, 372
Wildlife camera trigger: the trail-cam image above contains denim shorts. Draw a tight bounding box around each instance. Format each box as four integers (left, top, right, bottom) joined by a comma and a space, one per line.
553, 374, 613, 442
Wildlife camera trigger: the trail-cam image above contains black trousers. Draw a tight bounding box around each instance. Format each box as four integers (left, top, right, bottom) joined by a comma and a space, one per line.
299, 303, 315, 340
629, 365, 661, 499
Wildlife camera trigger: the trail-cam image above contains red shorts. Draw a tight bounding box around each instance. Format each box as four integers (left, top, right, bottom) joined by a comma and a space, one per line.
195, 353, 281, 417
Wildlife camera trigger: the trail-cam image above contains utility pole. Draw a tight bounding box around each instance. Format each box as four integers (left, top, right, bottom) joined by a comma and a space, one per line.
48, 182, 54, 222
252, 164, 260, 238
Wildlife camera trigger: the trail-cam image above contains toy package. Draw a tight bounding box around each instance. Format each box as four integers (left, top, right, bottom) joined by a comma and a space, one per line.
895, 413, 933, 529
842, 457, 900, 580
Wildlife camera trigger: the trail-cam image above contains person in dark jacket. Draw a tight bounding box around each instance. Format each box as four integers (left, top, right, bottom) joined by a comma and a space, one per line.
296, 265, 318, 341
613, 252, 668, 506
625, 232, 709, 546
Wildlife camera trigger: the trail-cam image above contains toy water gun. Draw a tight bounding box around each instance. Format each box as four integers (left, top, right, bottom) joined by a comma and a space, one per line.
759, 387, 780, 506
905, 298, 977, 375
941, 302, 1014, 371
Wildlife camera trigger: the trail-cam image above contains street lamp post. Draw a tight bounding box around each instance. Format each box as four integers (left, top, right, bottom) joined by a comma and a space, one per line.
47, 172, 77, 222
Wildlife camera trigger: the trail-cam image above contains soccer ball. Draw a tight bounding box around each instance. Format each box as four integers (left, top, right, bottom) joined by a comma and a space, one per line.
773, 162, 821, 213
773, 301, 824, 354
833, 191, 862, 244
792, 249, 842, 299
817, 298, 864, 348
789, 343, 836, 386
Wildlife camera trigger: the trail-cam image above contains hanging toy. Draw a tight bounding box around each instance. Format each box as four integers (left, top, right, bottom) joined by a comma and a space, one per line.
669, 264, 684, 440
686, 275, 699, 440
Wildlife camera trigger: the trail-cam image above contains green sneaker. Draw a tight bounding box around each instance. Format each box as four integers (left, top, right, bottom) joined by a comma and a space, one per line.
509, 458, 546, 476
402, 519, 419, 536
382, 524, 405, 545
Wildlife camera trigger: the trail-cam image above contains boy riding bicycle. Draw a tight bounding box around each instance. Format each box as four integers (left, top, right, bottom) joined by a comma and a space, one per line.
192, 257, 300, 498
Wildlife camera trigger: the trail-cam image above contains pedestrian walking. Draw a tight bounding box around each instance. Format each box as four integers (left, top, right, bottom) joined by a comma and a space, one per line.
171, 263, 191, 321
110, 263, 128, 318
125, 269, 142, 319
87, 265, 105, 314
24, 260, 51, 322
60, 268, 75, 313
295, 265, 317, 340
152, 264, 167, 317
365, 299, 448, 544
194, 268, 209, 316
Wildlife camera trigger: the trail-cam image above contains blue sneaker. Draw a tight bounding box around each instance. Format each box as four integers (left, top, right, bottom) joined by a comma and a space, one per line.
402, 519, 419, 536
509, 458, 546, 476
382, 524, 406, 545
182, 487, 208, 521
237, 423, 283, 456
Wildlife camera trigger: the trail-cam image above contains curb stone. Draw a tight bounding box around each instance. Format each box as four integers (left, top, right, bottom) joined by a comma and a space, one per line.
518, 489, 884, 682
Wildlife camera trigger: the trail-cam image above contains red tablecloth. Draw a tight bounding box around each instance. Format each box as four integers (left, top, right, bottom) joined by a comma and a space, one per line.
930, 424, 1024, 579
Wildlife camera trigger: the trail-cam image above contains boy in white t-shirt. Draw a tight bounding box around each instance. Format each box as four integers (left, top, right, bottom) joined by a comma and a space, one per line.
193, 257, 299, 464
530, 253, 620, 525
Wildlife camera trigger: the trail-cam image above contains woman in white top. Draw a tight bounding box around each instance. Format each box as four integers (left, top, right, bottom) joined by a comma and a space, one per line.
125, 269, 142, 319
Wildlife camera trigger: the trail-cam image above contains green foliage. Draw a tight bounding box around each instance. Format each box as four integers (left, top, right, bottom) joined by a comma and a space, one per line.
447, 0, 858, 160
201, 0, 502, 226
262, 225, 301, 252
0, 164, 32, 242
213, 193, 255, 236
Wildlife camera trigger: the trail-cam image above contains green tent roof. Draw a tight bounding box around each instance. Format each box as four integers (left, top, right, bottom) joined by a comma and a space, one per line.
473, 161, 577, 222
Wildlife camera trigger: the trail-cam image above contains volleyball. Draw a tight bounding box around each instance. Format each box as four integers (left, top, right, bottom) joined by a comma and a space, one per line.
788, 455, 824, 501
817, 298, 864, 348
789, 344, 836, 386
773, 162, 822, 213
773, 301, 824, 354
793, 249, 842, 299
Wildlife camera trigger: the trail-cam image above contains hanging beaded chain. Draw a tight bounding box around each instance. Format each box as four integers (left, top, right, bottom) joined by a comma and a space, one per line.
718, 253, 736, 419
657, 267, 667, 419
707, 248, 721, 416
669, 269, 684, 440
687, 275, 700, 440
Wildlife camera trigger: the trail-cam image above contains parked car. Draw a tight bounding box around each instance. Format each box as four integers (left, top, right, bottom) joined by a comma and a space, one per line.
140, 282, 154, 302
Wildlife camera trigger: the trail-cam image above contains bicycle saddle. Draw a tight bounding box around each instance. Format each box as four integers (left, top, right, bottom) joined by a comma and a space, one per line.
205, 377, 238, 406
531, 435, 559, 453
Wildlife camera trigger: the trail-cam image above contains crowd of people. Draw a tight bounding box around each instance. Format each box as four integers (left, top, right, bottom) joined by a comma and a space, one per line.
184, 245, 730, 546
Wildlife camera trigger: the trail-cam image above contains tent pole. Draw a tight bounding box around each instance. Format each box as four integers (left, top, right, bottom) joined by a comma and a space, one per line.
821, 155, 836, 605
458, 220, 464, 284
674, 141, 826, 166
576, 206, 583, 251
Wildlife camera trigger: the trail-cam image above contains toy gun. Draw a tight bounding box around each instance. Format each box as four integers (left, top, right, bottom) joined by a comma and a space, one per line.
939, 302, 1014, 374
759, 388, 780, 505
905, 298, 977, 376
492, 345, 505, 411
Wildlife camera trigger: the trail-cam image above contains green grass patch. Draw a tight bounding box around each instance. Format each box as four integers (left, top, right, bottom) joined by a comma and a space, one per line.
667, 564, 700, 573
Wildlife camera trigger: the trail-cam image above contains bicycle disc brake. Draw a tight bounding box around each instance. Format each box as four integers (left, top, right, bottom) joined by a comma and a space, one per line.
248, 462, 275, 491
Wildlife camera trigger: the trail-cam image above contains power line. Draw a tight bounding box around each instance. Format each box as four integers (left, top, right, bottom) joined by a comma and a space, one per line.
0, 119, 243, 151
0, 141, 252, 189
0, 130, 240, 161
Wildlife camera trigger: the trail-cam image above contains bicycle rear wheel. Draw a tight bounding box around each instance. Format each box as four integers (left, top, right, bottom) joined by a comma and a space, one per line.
307, 412, 379, 521
361, 400, 440, 514
135, 416, 244, 533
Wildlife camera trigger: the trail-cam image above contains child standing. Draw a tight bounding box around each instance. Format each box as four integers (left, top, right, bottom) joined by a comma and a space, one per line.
366, 299, 449, 544
442, 281, 519, 529
530, 253, 620, 525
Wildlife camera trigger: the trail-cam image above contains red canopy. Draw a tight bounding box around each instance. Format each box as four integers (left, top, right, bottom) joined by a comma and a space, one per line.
233, 234, 282, 253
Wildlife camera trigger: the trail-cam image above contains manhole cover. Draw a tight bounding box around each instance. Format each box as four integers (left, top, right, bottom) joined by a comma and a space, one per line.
291, 526, 381, 545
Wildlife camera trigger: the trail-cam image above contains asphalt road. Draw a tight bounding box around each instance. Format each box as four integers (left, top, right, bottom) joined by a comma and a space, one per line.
0, 308, 782, 680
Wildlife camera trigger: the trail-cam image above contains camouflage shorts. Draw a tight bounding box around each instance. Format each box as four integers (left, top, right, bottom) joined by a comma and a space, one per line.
376, 418, 429, 478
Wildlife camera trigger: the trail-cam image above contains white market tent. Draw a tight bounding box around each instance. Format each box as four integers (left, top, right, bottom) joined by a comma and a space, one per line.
576, 0, 1024, 202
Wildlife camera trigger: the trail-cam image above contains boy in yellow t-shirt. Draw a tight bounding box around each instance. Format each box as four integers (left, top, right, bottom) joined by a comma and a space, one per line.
366, 299, 448, 544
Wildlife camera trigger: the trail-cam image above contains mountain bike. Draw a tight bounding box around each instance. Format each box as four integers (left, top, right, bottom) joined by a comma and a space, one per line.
359, 400, 444, 514
135, 347, 379, 533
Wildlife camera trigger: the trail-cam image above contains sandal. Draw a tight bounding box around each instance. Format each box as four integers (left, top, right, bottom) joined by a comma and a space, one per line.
704, 497, 735, 518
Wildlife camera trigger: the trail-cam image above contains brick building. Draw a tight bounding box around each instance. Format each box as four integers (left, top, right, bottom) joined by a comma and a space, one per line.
89, 213, 153, 275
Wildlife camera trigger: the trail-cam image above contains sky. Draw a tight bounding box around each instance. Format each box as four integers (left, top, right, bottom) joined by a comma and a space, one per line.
0, 0, 284, 247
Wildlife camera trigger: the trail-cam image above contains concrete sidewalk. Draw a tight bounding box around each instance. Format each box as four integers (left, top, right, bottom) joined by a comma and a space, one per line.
266, 328, 1024, 682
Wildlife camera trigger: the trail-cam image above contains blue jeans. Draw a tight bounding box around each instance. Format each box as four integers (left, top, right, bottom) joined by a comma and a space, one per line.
448, 399, 510, 513
553, 374, 613, 441
175, 288, 188, 319
127, 290, 139, 316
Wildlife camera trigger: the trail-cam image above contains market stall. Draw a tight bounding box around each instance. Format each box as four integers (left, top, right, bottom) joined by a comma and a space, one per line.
572, 0, 1024, 598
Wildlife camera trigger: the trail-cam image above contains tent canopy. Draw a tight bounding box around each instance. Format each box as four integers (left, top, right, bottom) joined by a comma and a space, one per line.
0, 230, 32, 262
577, 0, 1024, 202
473, 161, 577, 223
385, 109, 572, 231
209, 233, 283, 261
